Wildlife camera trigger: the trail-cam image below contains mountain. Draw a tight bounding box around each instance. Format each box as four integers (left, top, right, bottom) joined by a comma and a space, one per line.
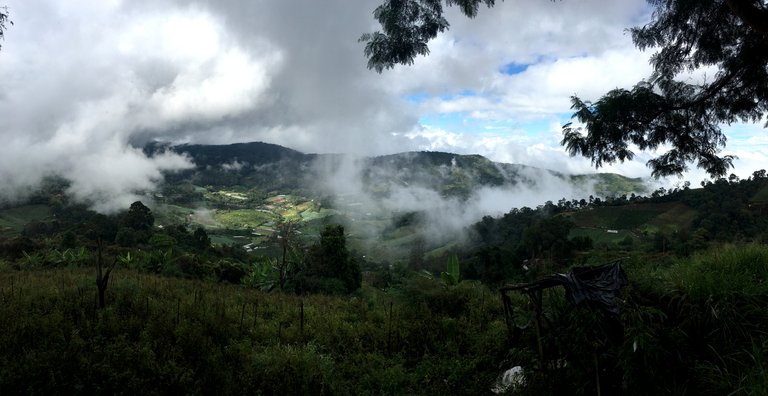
147, 141, 649, 199
162, 141, 307, 167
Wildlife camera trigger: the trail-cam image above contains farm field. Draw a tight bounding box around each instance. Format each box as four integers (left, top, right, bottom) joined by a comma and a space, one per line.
567, 202, 696, 231
0, 205, 52, 237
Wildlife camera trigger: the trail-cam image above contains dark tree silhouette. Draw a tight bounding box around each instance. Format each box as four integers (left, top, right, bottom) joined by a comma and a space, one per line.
297, 224, 361, 294
562, 0, 768, 178
0, 6, 10, 52
362, 0, 768, 178
95, 239, 117, 309
274, 220, 300, 291
121, 201, 154, 231
193, 227, 211, 250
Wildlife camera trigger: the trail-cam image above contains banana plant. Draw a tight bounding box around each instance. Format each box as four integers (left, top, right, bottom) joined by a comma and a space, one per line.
20, 251, 44, 269
57, 247, 88, 266
441, 254, 460, 286
140, 248, 175, 273
243, 258, 279, 291
116, 251, 134, 267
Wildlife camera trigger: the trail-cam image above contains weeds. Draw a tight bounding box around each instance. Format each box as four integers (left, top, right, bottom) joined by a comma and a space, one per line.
0, 267, 504, 395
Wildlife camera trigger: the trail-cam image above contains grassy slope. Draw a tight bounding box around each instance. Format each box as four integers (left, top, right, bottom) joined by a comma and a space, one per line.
567, 202, 697, 239
0, 205, 52, 237
0, 266, 506, 395
3, 244, 768, 394
751, 184, 768, 202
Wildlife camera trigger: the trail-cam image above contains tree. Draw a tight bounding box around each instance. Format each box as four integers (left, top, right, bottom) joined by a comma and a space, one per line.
193, 227, 211, 250
360, 0, 498, 72
116, 201, 154, 246
521, 216, 574, 261
0, 6, 10, 52
121, 201, 154, 231
95, 239, 117, 309
85, 213, 119, 242
297, 224, 361, 294
408, 234, 426, 270
274, 220, 300, 290
362, 0, 768, 178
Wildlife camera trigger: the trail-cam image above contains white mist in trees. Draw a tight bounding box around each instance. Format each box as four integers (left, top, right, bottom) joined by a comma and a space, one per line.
310, 153, 600, 242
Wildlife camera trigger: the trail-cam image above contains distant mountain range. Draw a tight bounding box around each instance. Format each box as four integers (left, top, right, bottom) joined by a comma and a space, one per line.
145, 141, 649, 199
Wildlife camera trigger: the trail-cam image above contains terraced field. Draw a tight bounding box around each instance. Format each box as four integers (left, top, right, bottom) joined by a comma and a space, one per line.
213, 209, 277, 229
568, 202, 696, 230
566, 202, 698, 246
0, 205, 52, 237
751, 184, 768, 202
152, 189, 343, 251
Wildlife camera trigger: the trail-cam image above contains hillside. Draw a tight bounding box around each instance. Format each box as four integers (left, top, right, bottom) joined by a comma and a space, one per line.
147, 141, 648, 199
0, 175, 768, 396
138, 142, 650, 261
6, 141, 765, 269
1, 157, 768, 395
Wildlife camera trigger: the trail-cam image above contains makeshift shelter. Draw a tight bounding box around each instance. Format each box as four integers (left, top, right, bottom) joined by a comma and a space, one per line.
499, 260, 629, 394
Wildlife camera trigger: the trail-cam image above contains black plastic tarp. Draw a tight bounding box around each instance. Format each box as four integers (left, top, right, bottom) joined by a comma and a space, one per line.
542, 261, 628, 314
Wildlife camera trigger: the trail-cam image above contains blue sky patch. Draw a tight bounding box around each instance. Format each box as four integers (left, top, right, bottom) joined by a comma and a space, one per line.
405, 90, 479, 104
501, 62, 529, 75
418, 111, 567, 139
404, 92, 430, 103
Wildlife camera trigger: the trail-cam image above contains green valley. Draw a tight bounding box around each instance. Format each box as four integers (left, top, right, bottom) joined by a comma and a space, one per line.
1, 143, 767, 395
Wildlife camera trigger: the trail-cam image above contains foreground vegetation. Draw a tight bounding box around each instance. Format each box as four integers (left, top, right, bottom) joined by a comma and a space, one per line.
1, 243, 768, 394
1, 170, 768, 394
0, 266, 505, 395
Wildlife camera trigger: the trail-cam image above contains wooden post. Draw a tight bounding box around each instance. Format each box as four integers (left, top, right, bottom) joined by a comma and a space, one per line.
387, 301, 393, 355
95, 239, 117, 309
300, 299, 305, 339
239, 302, 246, 332
531, 290, 545, 371
594, 352, 601, 396
501, 290, 515, 344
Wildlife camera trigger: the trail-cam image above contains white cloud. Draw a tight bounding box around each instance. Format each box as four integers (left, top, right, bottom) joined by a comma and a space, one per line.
148, 47, 278, 124
0, 1, 280, 210
402, 122, 664, 179
1, 0, 757, 212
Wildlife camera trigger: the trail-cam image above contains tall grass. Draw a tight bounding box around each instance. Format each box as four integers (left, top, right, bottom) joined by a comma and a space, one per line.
619, 244, 768, 395
0, 267, 507, 395
3, 244, 768, 394
503, 245, 768, 395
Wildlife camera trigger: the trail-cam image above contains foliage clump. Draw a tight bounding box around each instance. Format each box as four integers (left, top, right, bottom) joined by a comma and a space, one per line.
294, 224, 362, 294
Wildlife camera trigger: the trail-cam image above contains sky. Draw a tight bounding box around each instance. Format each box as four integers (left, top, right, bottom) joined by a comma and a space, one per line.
0, 0, 766, 209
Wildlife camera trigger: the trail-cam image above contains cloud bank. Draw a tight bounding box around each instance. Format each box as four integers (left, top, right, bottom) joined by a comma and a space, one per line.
309, 154, 599, 243
0, 0, 764, 210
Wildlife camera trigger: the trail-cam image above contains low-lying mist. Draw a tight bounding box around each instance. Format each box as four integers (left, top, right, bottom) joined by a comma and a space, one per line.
0, 140, 193, 213
310, 154, 598, 244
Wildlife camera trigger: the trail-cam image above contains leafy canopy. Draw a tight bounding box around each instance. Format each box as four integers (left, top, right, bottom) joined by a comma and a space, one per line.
361, 0, 768, 178
121, 201, 154, 231
360, 0, 498, 72
0, 6, 10, 52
